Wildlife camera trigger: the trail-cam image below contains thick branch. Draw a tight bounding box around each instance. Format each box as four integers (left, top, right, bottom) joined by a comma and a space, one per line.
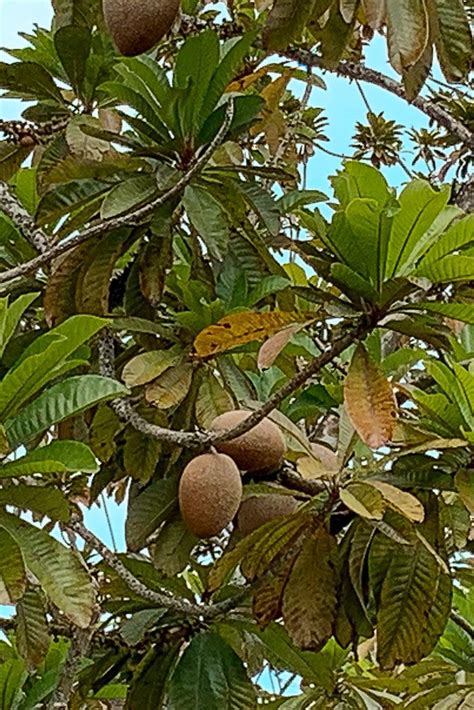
0, 101, 235, 287
67, 519, 242, 619
284, 49, 473, 148
0, 182, 50, 254
99, 315, 373, 449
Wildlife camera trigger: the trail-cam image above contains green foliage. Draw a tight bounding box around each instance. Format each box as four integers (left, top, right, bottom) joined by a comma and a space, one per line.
0, 2, 472, 706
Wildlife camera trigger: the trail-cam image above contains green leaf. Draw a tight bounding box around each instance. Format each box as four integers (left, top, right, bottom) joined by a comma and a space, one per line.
235, 181, 281, 236
0, 440, 98, 479
203, 32, 257, 120
264, 0, 317, 49
0, 292, 38, 358
0, 314, 108, 419
416, 213, 474, 266
0, 61, 64, 103
125, 477, 178, 552
152, 519, 198, 577
0, 529, 26, 602
183, 185, 230, 260
174, 30, 220, 138
100, 175, 157, 220
123, 428, 160, 484
5, 375, 128, 446
0, 660, 27, 710
0, 485, 69, 521
195, 371, 234, 428
54, 25, 91, 94
168, 632, 256, 710
417, 255, 474, 283
52, 0, 101, 29
282, 527, 339, 651
17, 588, 51, 669
0, 142, 33, 181
0, 511, 95, 627
386, 0, 430, 73
386, 180, 450, 278
278, 189, 328, 213
431, 0, 473, 81
377, 537, 452, 668
412, 301, 474, 325
126, 644, 181, 709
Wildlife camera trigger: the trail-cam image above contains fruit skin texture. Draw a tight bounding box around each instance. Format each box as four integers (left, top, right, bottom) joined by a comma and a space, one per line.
211, 410, 286, 474
103, 0, 180, 57
178, 453, 242, 539
237, 494, 298, 536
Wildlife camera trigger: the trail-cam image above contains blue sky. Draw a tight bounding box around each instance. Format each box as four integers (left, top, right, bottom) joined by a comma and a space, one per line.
0, 2, 433, 558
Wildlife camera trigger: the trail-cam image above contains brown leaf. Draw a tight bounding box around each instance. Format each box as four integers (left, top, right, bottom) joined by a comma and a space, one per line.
258, 323, 303, 370
282, 527, 339, 650
193, 311, 305, 359
344, 344, 397, 448
253, 549, 298, 628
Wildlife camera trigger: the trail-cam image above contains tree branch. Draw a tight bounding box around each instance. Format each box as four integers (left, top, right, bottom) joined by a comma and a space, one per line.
67, 519, 244, 619
98, 315, 374, 450
284, 49, 473, 148
0, 100, 235, 287
0, 182, 50, 254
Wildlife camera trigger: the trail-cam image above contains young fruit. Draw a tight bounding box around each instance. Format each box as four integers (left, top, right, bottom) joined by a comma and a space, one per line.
103, 0, 180, 57
178, 453, 242, 539
211, 410, 286, 474
237, 494, 298, 536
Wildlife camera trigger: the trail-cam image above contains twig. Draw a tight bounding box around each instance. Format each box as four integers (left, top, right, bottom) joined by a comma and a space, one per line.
0, 182, 50, 254
284, 49, 473, 148
450, 610, 474, 640
46, 627, 95, 710
0, 100, 235, 287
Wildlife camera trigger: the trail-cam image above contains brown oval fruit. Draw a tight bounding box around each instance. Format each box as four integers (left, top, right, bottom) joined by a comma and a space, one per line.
237, 494, 298, 536
103, 0, 180, 57
211, 410, 286, 474
178, 453, 242, 539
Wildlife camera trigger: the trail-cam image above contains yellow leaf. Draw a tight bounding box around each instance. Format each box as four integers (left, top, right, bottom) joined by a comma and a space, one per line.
145, 363, 193, 409
344, 344, 397, 448
296, 443, 339, 480
367, 481, 424, 522
193, 311, 305, 359
340, 483, 386, 520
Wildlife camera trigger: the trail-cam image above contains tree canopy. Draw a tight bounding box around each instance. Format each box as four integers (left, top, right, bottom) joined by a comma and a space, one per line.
0, 0, 473, 707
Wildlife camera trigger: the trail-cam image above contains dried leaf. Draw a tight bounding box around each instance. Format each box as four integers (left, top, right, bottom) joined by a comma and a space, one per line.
193, 311, 305, 359
258, 323, 303, 370
122, 349, 180, 388
344, 344, 397, 448
282, 527, 339, 650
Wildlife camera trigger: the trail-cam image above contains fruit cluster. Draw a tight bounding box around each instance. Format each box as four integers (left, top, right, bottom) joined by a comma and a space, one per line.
178, 410, 298, 539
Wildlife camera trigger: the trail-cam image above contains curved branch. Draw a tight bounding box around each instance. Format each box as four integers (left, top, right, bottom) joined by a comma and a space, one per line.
67, 519, 244, 620
284, 49, 473, 148
98, 315, 373, 450
0, 100, 235, 287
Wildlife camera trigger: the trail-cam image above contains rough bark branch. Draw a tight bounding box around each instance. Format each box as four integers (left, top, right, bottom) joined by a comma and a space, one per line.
98, 314, 374, 449
67, 519, 244, 620
0, 100, 235, 287
0, 182, 50, 254
283, 49, 473, 148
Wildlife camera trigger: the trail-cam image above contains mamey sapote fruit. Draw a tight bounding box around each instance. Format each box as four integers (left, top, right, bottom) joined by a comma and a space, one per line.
103, 0, 180, 56
237, 494, 298, 536
211, 410, 286, 473
178, 453, 242, 538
